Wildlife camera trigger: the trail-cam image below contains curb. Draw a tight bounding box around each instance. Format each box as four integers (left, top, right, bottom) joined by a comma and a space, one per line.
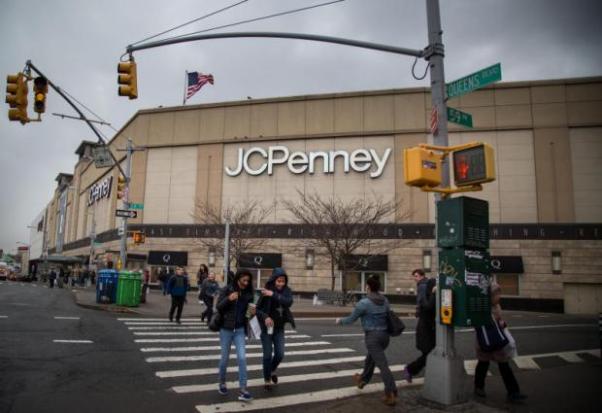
72, 290, 141, 314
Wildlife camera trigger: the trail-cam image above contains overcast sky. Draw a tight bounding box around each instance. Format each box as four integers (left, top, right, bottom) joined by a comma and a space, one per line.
1, 0, 601, 255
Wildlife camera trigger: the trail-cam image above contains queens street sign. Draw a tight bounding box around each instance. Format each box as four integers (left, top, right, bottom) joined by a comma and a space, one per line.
446, 63, 502, 99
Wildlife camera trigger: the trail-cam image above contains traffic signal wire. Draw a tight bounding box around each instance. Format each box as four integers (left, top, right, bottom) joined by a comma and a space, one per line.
130, 0, 250, 47
134, 0, 346, 48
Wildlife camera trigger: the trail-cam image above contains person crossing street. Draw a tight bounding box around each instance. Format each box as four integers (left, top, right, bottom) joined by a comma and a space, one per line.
167, 266, 189, 324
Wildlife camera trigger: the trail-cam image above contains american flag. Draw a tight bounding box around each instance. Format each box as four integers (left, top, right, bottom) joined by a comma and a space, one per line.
186, 72, 214, 100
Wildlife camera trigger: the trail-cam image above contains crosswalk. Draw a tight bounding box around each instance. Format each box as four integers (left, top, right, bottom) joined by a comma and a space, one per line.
117, 317, 600, 413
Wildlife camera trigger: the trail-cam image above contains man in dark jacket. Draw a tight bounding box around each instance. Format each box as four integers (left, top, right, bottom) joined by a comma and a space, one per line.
256, 267, 296, 389
167, 266, 189, 324
200, 272, 219, 322
402, 268, 436, 383
215, 269, 255, 401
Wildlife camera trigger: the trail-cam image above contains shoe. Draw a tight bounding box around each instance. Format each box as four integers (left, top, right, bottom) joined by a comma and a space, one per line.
271, 374, 278, 384
168, 318, 173, 322
218, 383, 228, 395
264, 380, 273, 390
382, 392, 397, 406
176, 319, 181, 324
507, 393, 527, 403
352, 373, 366, 389
238, 390, 253, 402
402, 367, 413, 383
474, 388, 487, 398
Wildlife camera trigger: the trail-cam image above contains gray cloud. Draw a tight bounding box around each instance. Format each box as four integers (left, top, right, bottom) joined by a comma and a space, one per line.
1, 0, 601, 253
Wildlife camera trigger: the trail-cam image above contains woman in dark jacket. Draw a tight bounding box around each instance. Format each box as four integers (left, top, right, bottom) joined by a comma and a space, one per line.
256, 267, 296, 389
215, 268, 255, 402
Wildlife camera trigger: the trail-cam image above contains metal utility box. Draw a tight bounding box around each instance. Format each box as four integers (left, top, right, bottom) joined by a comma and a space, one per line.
439, 248, 492, 327
437, 196, 489, 249
403, 147, 442, 187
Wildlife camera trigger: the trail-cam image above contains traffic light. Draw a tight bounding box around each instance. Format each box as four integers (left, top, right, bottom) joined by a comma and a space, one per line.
403, 147, 442, 187
5, 72, 29, 124
132, 231, 145, 244
33, 76, 48, 114
117, 59, 137, 99
116, 175, 126, 199
452, 143, 496, 187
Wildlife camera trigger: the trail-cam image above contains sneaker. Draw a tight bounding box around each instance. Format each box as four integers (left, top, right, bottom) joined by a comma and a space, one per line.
264, 380, 273, 390
271, 374, 278, 384
352, 373, 366, 389
218, 383, 228, 395
507, 393, 527, 403
176, 319, 181, 325
402, 367, 413, 384
238, 390, 253, 402
474, 388, 486, 398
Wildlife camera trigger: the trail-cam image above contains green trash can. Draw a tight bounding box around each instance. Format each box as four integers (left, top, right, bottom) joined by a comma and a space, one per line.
116, 271, 142, 307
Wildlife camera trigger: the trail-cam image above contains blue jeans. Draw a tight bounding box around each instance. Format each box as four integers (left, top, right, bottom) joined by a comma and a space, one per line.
218, 328, 247, 389
260, 328, 285, 381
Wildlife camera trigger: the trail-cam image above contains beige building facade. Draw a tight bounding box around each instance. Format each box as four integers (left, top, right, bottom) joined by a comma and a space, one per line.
39, 76, 602, 313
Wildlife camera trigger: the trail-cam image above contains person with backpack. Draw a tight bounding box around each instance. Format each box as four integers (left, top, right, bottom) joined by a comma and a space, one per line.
200, 272, 219, 322
402, 268, 436, 383
167, 266, 189, 324
335, 276, 397, 406
256, 267, 296, 390
474, 282, 526, 402
215, 268, 255, 402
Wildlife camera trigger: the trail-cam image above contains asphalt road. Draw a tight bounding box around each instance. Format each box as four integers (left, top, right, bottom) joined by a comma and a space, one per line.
1, 281, 600, 413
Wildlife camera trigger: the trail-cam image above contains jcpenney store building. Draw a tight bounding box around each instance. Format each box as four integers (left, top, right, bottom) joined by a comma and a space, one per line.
40, 76, 602, 313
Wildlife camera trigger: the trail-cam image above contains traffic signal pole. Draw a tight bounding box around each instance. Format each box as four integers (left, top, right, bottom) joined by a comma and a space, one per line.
118, 138, 134, 270
422, 0, 468, 405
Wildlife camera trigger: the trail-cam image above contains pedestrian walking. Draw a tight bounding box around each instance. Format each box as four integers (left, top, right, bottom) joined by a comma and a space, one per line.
215, 268, 255, 402
49, 268, 56, 288
167, 266, 189, 324
335, 276, 397, 406
402, 269, 436, 383
200, 272, 219, 322
158, 268, 168, 295
474, 282, 526, 402
197, 264, 209, 288
141, 268, 151, 304
256, 267, 296, 390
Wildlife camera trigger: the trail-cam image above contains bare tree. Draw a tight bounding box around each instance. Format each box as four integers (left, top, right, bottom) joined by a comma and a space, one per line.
193, 200, 275, 270
283, 191, 405, 291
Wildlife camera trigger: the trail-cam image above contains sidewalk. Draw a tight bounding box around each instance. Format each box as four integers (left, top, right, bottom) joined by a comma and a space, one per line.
72, 286, 416, 318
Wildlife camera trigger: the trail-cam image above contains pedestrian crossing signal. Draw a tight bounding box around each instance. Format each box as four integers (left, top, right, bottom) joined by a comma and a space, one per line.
132, 231, 145, 244
452, 143, 495, 187
403, 147, 442, 187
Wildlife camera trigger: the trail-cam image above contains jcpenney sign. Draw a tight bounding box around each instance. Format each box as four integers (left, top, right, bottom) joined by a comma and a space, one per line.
225, 146, 392, 178
88, 176, 113, 206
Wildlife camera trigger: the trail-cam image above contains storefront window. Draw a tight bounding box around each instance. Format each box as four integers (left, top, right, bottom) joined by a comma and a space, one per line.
343, 271, 387, 293
494, 274, 519, 296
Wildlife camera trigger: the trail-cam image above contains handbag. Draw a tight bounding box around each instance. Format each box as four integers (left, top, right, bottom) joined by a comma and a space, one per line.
502, 327, 518, 359
208, 311, 223, 332
475, 316, 509, 352
386, 310, 406, 337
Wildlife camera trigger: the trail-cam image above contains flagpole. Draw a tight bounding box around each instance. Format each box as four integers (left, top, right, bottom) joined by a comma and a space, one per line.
183, 71, 188, 105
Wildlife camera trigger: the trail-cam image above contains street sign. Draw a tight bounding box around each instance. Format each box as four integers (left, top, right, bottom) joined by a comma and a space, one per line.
446, 63, 502, 99
92, 146, 115, 168
130, 203, 144, 210
115, 209, 137, 219
447, 107, 473, 128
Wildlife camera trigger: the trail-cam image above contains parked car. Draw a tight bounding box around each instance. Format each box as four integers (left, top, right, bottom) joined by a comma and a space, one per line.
0, 262, 9, 281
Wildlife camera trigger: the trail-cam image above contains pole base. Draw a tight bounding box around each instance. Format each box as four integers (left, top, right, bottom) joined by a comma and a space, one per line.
421, 347, 468, 405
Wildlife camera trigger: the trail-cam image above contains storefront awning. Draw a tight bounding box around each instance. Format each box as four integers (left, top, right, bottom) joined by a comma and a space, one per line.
490, 256, 524, 273
238, 253, 282, 269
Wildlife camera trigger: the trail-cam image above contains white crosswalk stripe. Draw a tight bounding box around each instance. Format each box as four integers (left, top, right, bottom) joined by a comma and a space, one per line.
117, 317, 600, 413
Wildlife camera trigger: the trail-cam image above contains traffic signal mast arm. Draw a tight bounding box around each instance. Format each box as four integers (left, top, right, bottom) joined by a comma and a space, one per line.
24, 60, 127, 178
418, 141, 485, 154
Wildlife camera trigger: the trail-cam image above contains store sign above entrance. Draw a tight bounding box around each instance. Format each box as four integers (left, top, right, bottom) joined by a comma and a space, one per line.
88, 176, 113, 206
225, 146, 392, 179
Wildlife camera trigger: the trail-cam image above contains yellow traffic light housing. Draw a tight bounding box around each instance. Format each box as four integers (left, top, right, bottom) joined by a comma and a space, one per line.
132, 231, 145, 244
117, 59, 138, 99
33, 76, 48, 114
116, 175, 126, 199
452, 143, 496, 187
403, 147, 442, 187
5, 72, 29, 124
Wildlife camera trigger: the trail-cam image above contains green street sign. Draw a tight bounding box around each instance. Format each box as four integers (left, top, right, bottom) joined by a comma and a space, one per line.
130, 203, 144, 210
447, 107, 473, 128
446, 63, 502, 99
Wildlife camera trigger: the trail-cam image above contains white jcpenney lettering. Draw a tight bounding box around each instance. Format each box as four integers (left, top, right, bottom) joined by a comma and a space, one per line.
225, 146, 391, 179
